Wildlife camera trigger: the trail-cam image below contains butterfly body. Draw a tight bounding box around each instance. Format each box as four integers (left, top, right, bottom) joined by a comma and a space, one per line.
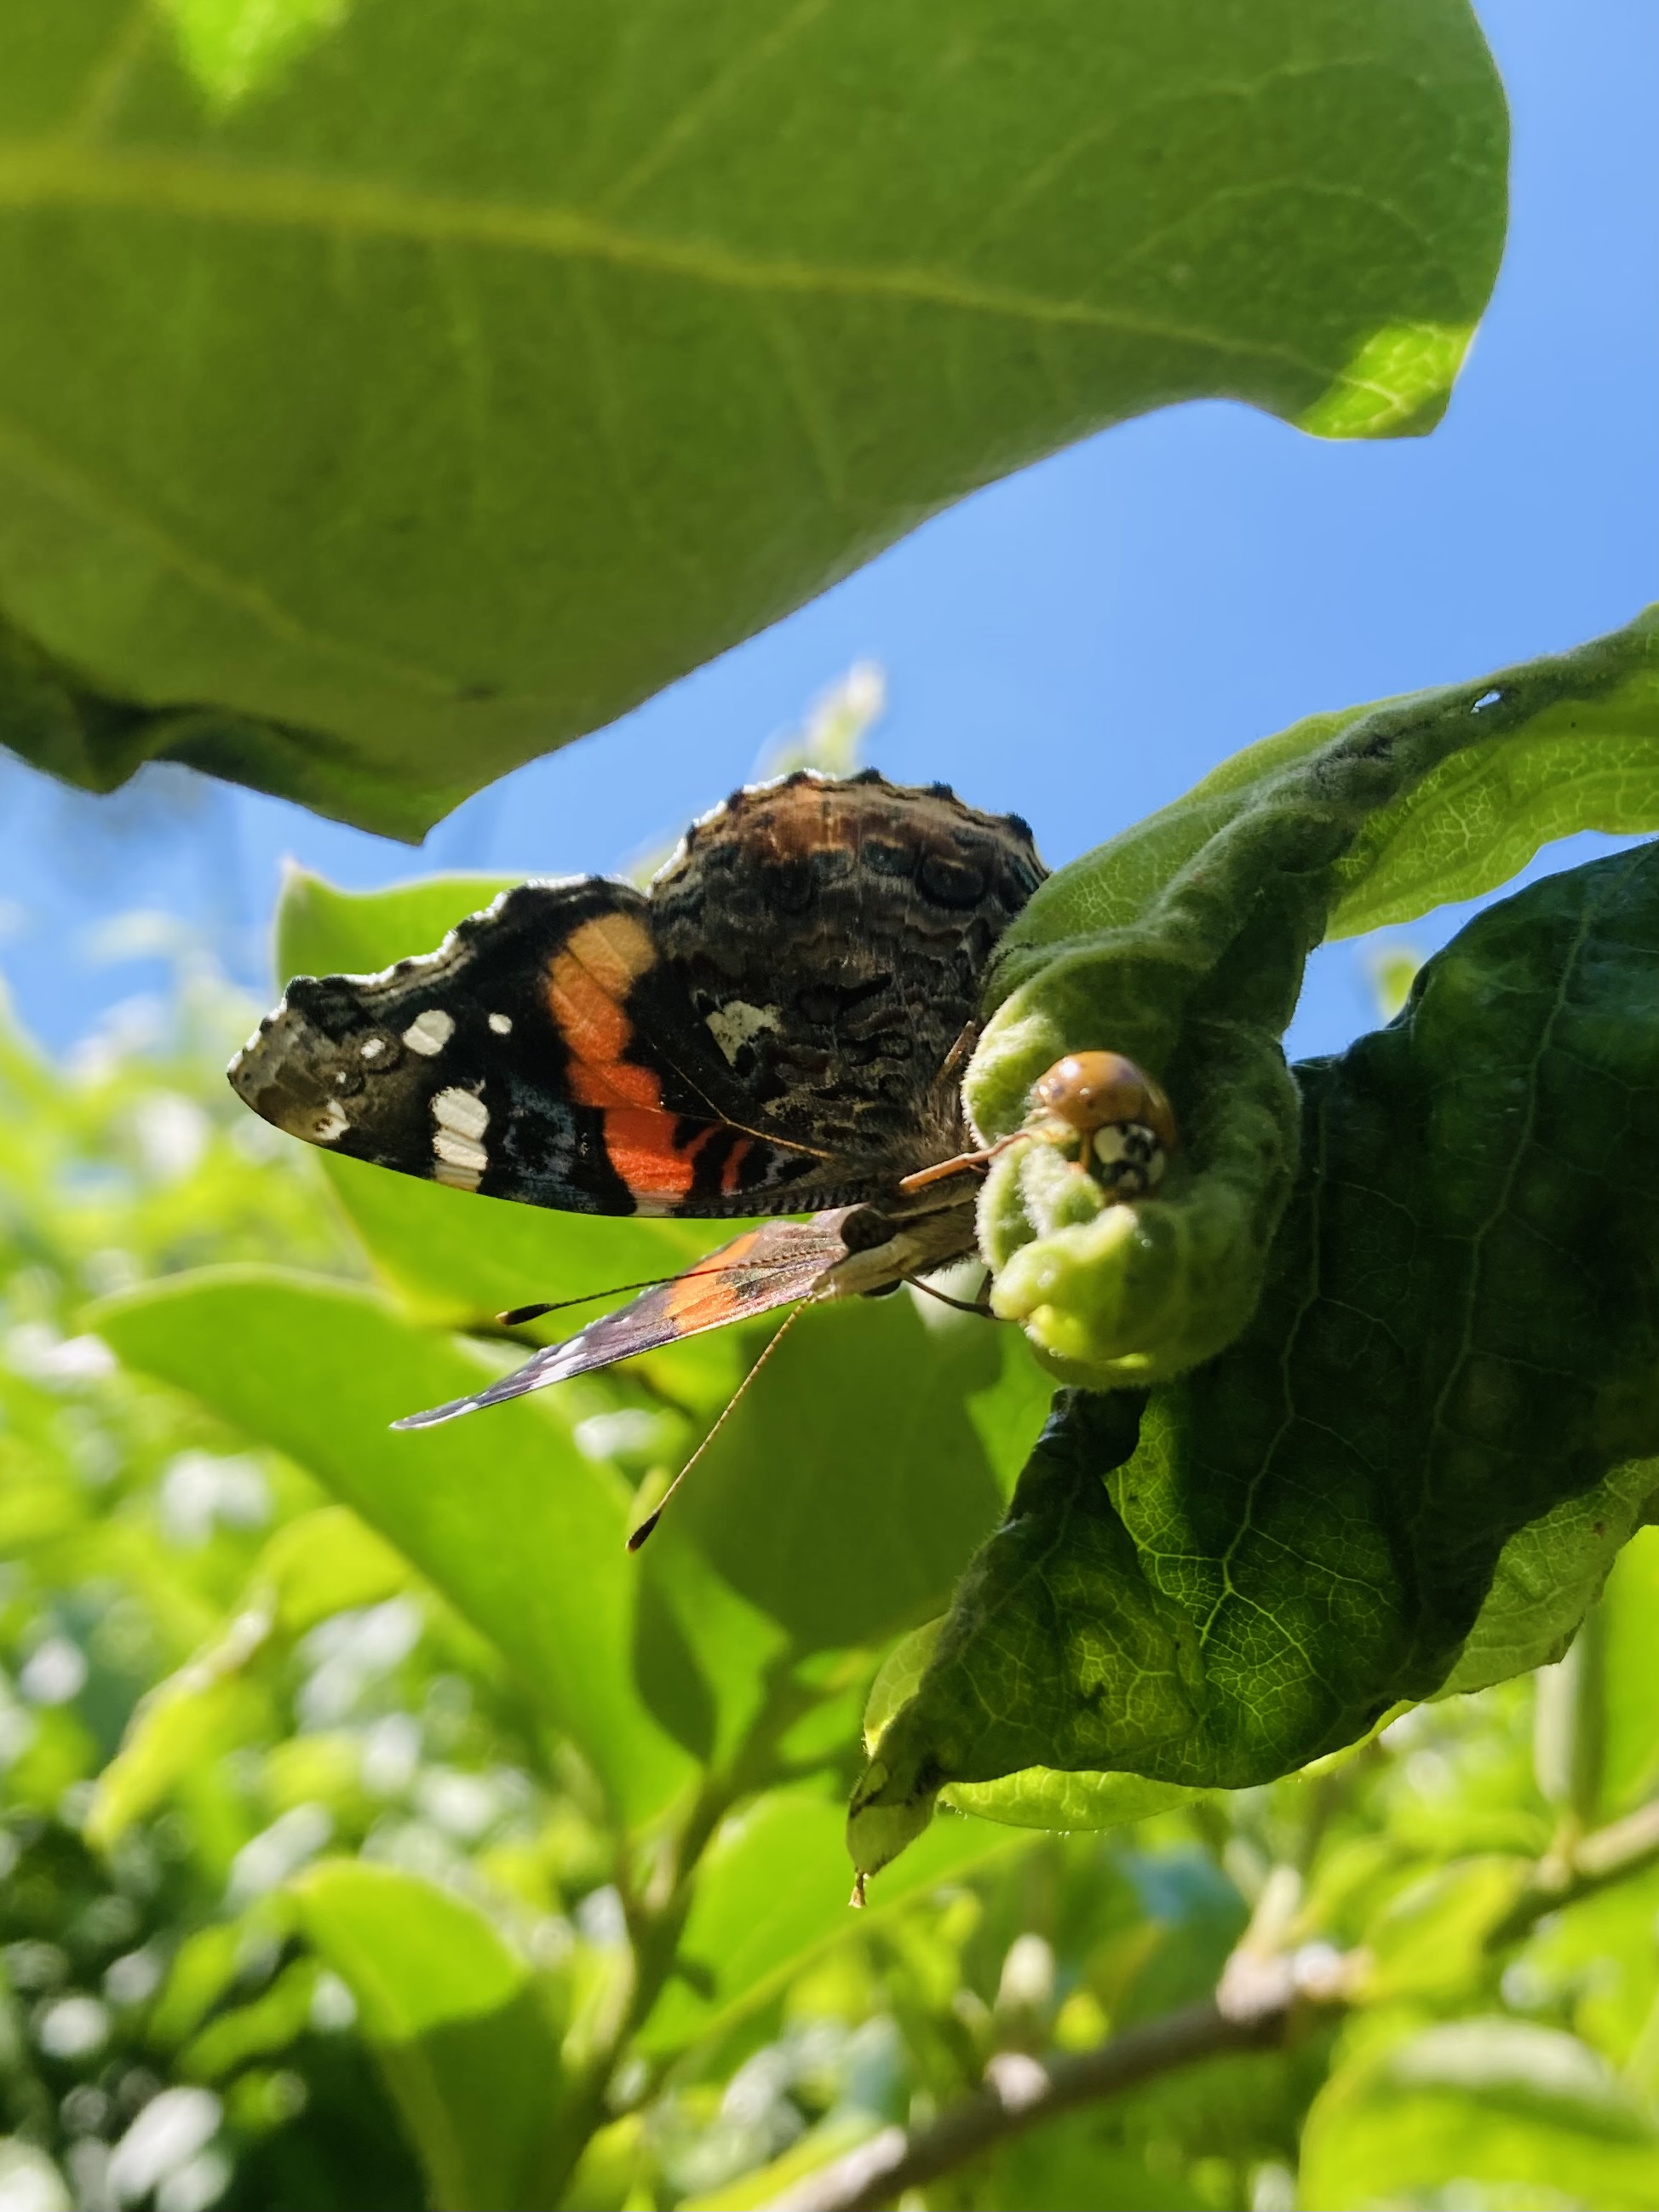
228, 771, 1045, 1414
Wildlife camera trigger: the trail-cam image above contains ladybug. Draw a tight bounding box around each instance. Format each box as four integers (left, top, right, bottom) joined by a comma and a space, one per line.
1028, 1051, 1176, 1197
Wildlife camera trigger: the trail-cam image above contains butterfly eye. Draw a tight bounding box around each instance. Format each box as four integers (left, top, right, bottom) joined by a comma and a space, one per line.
1029, 1051, 1178, 1190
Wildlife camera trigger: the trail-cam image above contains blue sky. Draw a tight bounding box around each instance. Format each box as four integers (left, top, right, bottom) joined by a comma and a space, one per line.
1, 0, 1654, 1060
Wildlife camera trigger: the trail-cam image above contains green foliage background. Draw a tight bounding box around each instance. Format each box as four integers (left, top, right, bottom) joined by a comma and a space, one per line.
3, 3, 1658, 2209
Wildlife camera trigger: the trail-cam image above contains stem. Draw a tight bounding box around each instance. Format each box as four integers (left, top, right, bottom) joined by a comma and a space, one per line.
770, 1877, 1352, 2212
531, 1657, 836, 2203
767, 1997, 1298, 2211
1486, 1795, 1659, 1951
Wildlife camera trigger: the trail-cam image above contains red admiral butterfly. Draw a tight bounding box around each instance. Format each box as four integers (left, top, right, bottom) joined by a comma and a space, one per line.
229, 772, 1048, 1430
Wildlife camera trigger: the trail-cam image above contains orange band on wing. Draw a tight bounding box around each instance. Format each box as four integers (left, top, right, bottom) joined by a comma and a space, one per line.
661, 1230, 764, 1329
720, 1138, 753, 1196
546, 915, 661, 1112
601, 1110, 720, 1201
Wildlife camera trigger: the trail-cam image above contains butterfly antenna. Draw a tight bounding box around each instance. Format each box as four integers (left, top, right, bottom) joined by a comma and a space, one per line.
904, 1274, 1000, 1319
497, 1279, 678, 1327
497, 1249, 823, 1329
625, 1304, 807, 1553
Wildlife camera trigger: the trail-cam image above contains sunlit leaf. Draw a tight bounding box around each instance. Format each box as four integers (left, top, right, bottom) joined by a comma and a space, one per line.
0, 0, 1503, 832
1300, 2018, 1659, 2210
293, 1860, 563, 2212
94, 1267, 695, 1823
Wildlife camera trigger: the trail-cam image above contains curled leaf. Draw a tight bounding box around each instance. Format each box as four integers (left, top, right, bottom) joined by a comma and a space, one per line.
855, 842, 1659, 1876
967, 607, 1659, 1385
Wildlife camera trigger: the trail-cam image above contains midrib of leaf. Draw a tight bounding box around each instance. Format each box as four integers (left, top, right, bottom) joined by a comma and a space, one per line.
0, 137, 1354, 379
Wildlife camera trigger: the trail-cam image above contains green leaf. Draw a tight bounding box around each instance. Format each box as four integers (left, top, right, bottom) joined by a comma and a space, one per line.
93, 1267, 696, 1824
1299, 2019, 1659, 2210
1438, 1460, 1659, 1698
635, 1786, 1028, 2057
85, 1502, 412, 1847
0, 0, 1504, 832
1358, 1858, 1530, 2002
1593, 1526, 1659, 1817
864, 1618, 1195, 1831
969, 608, 1659, 1387
856, 845, 1659, 1867
669, 1296, 1011, 1656
85, 1663, 266, 1851
292, 1860, 564, 2212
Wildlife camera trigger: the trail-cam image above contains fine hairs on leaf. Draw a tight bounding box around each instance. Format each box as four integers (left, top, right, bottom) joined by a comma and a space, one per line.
968, 607, 1659, 1391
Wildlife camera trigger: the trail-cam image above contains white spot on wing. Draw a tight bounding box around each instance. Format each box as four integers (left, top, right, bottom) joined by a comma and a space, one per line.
488, 1012, 513, 1035
360, 1037, 387, 1060
705, 1000, 782, 1065
431, 1087, 489, 1190
310, 1100, 350, 1143
433, 1088, 489, 1140
402, 1009, 455, 1056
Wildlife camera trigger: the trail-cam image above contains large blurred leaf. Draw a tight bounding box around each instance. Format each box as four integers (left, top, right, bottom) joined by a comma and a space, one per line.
857, 845, 1659, 1867
1299, 2019, 1659, 2210
1594, 1525, 1659, 1817
670, 1297, 1018, 1656
94, 1267, 695, 1823
0, 0, 1505, 833
635, 1788, 1027, 2057
292, 1861, 563, 2212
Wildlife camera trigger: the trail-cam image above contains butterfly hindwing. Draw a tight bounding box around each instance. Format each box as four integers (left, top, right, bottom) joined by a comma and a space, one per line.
392, 1217, 849, 1427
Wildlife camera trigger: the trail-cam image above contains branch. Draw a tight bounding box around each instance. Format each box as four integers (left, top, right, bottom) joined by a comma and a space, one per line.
768, 1933, 1351, 2212
1487, 1795, 1659, 1950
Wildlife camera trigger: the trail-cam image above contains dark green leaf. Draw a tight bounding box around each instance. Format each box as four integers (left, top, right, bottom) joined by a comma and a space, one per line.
0, 0, 1504, 832
855, 846, 1659, 1868
970, 609, 1659, 1388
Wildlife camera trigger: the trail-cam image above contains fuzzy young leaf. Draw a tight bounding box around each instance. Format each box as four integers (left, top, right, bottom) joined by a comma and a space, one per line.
970, 606, 1659, 1387
855, 843, 1659, 1873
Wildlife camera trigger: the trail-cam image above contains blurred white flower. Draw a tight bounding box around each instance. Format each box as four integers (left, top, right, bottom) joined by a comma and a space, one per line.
34, 1996, 111, 2060
19, 1639, 87, 1708
359, 1713, 421, 1797
158, 1453, 272, 1547
227, 1804, 333, 1905
107, 2088, 221, 2208
4, 1329, 115, 1387
0, 2140, 72, 2212
414, 1767, 500, 1841
309, 1972, 358, 2034
129, 1095, 210, 1183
